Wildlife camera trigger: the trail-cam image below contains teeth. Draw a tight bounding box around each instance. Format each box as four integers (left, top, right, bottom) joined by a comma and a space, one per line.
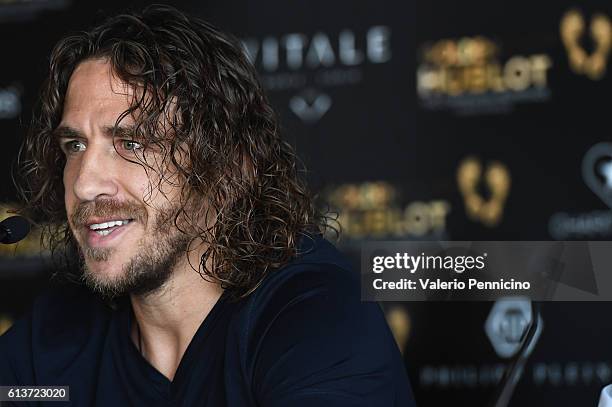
89, 219, 131, 231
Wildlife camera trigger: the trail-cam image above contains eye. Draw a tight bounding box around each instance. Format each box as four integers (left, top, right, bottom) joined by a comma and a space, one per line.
62, 140, 86, 154
121, 140, 143, 151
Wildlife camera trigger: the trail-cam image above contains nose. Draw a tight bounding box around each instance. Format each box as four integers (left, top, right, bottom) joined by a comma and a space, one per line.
71, 144, 119, 202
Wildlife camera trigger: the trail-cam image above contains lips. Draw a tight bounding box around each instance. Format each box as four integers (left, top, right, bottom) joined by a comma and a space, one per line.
89, 219, 132, 235
85, 218, 134, 247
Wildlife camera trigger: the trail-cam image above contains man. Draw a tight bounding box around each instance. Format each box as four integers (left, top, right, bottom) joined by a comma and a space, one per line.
0, 5, 415, 406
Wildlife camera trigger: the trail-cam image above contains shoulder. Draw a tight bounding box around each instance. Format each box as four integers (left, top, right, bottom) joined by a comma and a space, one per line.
1, 283, 97, 348
240, 235, 366, 342
0, 309, 33, 385
0, 283, 112, 385
254, 234, 358, 300
22, 283, 110, 345
228, 236, 413, 405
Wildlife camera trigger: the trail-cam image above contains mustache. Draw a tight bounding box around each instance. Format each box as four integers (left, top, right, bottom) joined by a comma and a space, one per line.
70, 199, 147, 227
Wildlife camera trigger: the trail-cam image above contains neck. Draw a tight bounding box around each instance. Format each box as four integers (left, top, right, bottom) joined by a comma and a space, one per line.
129, 254, 223, 381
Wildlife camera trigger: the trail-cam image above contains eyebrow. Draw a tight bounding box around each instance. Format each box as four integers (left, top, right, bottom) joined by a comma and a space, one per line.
52, 124, 140, 140
52, 125, 83, 140
103, 124, 140, 139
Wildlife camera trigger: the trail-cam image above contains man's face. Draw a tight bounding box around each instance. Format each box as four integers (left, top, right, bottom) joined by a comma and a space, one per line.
58, 59, 190, 297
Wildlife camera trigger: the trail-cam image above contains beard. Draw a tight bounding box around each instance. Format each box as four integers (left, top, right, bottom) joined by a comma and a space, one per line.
70, 199, 191, 299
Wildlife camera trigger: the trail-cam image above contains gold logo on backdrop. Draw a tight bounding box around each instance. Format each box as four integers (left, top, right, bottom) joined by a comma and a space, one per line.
385, 306, 411, 355
418, 36, 552, 96
0, 314, 13, 336
325, 182, 451, 238
457, 157, 511, 227
561, 9, 612, 80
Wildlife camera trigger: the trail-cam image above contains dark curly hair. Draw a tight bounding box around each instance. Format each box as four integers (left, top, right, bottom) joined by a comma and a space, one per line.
16, 4, 330, 299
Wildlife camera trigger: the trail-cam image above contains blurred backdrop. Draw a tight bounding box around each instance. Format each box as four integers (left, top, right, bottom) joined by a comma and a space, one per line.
1, 0, 611, 405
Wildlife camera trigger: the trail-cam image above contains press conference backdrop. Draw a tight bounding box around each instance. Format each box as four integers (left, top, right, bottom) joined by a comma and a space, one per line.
1, 0, 611, 405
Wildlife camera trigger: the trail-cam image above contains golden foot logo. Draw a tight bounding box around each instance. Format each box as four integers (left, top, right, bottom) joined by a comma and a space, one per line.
457, 157, 511, 227
560, 9, 612, 80
385, 306, 411, 355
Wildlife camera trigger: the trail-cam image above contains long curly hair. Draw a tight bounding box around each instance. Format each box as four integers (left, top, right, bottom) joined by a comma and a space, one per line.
16, 4, 331, 299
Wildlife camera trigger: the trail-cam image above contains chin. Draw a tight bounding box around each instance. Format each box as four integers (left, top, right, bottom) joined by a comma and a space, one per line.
85, 259, 126, 280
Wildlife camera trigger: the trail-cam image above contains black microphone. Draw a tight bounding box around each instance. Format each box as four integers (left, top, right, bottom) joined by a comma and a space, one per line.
0, 216, 31, 244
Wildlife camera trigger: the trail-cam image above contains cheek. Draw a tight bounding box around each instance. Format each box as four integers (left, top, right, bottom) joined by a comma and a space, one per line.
132, 166, 152, 193
119, 164, 157, 202
130, 166, 178, 203
145, 182, 179, 209
158, 178, 183, 200
63, 163, 76, 206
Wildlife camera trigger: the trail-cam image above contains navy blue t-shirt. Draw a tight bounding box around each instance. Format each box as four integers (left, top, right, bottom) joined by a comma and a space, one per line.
0, 236, 415, 406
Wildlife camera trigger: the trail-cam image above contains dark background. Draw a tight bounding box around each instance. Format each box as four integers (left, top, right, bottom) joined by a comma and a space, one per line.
1, 0, 611, 405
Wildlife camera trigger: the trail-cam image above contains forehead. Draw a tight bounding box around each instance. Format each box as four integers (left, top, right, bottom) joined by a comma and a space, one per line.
62, 59, 134, 125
